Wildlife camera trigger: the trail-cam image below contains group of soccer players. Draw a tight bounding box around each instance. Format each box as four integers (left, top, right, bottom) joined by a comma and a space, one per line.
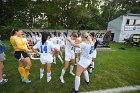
10, 29, 97, 93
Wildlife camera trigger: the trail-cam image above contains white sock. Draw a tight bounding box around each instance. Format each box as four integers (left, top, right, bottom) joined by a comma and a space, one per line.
75, 76, 80, 91
92, 61, 94, 68
47, 72, 51, 78
0, 79, 3, 82
57, 55, 63, 63
76, 58, 79, 64
53, 56, 56, 62
61, 69, 66, 76
90, 61, 94, 68
40, 68, 44, 74
84, 70, 89, 82
70, 65, 74, 73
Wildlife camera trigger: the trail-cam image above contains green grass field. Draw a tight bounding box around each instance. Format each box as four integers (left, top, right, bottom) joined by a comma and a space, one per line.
0, 41, 140, 93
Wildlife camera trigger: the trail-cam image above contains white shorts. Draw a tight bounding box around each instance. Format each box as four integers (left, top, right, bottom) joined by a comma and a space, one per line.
75, 48, 81, 53
65, 52, 75, 61
78, 56, 92, 69
40, 53, 53, 64
61, 41, 65, 46
92, 49, 97, 58
55, 45, 61, 51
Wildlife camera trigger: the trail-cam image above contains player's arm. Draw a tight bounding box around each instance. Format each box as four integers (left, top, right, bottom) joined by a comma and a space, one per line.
67, 38, 80, 48
32, 42, 40, 55
75, 38, 81, 44
52, 47, 57, 55
50, 42, 57, 55
32, 48, 40, 55
14, 37, 30, 52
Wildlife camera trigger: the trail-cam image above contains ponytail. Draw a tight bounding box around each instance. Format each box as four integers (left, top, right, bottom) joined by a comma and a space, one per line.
82, 32, 93, 44
86, 35, 93, 44
41, 32, 47, 45
11, 29, 19, 36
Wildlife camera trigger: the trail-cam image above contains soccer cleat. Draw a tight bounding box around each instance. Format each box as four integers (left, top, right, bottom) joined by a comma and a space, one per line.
60, 76, 65, 83
40, 73, 44, 79
0, 79, 8, 84
70, 72, 75, 76
47, 76, 52, 83
23, 79, 31, 84
53, 62, 56, 64
85, 80, 90, 86
69, 88, 78, 93
2, 74, 6, 77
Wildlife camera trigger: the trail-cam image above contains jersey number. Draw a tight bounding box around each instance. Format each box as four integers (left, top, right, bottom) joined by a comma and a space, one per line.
89, 46, 94, 54
56, 40, 59, 44
71, 47, 74, 50
40, 46, 47, 53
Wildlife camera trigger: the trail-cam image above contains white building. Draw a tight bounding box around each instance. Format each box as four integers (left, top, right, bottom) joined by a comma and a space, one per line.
107, 13, 140, 42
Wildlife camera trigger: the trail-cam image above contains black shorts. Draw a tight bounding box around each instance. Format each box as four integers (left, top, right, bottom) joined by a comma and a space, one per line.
14, 51, 29, 60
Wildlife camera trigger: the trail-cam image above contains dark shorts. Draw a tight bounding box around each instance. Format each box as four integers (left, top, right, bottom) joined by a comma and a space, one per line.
14, 51, 29, 60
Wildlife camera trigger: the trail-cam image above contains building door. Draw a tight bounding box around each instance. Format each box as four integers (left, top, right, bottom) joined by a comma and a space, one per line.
111, 33, 114, 41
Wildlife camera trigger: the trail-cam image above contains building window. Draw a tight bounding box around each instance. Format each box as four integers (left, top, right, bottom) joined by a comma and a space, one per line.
129, 19, 134, 25
135, 20, 140, 25
126, 19, 130, 25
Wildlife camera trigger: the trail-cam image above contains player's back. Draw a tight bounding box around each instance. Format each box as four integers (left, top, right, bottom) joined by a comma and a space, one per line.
80, 42, 94, 60
38, 40, 54, 56
50, 37, 61, 45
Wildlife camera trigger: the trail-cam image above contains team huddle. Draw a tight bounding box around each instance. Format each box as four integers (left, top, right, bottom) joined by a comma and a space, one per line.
10, 29, 97, 93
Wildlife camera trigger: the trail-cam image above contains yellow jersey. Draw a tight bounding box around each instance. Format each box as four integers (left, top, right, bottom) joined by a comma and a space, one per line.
10, 36, 30, 53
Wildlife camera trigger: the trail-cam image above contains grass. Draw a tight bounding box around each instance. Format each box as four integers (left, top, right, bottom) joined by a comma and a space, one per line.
0, 41, 140, 93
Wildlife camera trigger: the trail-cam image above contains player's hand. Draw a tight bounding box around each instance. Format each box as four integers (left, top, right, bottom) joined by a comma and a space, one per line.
56, 49, 59, 51
67, 37, 71, 41
27, 49, 32, 53
37, 52, 40, 55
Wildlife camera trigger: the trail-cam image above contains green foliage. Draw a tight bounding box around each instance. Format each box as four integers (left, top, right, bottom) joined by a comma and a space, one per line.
0, 26, 13, 40
0, 0, 139, 30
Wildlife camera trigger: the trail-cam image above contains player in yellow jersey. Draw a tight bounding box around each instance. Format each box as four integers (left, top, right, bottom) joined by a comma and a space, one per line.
10, 29, 32, 83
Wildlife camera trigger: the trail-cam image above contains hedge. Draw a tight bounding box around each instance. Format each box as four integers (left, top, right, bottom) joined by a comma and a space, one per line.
0, 26, 13, 40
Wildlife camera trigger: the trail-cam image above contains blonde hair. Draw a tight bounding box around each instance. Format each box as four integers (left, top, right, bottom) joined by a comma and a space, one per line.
82, 32, 93, 44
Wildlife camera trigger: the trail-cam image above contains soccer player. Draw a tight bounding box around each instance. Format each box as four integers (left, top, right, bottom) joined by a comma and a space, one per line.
32, 32, 38, 44
0, 40, 8, 84
68, 32, 95, 93
59, 32, 65, 57
36, 33, 42, 43
10, 29, 32, 83
60, 32, 78, 83
50, 32, 63, 64
75, 33, 82, 65
89, 32, 98, 74
33, 32, 56, 82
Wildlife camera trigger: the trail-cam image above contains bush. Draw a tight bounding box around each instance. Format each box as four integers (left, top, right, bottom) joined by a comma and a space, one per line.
0, 26, 13, 40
